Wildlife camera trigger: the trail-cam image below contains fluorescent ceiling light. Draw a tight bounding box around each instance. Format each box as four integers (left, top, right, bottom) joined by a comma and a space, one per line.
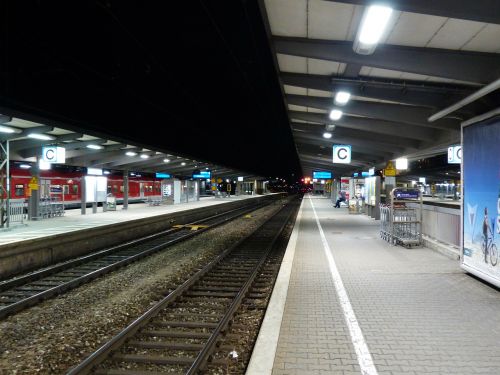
103, 170, 110, 175
39, 159, 51, 170
163, 158, 170, 163
140, 154, 149, 159
125, 151, 137, 156
354, 5, 393, 55
28, 133, 55, 141
329, 109, 343, 121
334, 91, 351, 105
19, 164, 31, 169
86, 144, 103, 150
181, 162, 186, 166
359, 5, 392, 44
323, 132, 332, 139
0, 125, 18, 134
395, 158, 408, 170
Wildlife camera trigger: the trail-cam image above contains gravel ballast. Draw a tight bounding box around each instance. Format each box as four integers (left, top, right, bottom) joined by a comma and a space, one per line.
0, 202, 284, 374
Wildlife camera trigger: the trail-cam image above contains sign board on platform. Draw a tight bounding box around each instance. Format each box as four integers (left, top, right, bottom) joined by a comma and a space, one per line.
448, 145, 462, 164
332, 145, 351, 164
42, 146, 66, 163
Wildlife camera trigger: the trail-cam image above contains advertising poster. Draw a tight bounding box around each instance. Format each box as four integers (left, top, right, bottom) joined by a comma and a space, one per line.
365, 177, 376, 206
462, 118, 500, 286
340, 177, 350, 200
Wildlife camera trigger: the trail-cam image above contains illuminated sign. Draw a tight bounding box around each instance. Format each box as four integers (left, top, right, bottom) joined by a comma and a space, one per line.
448, 145, 462, 164
87, 167, 103, 176
193, 170, 211, 179
368, 167, 375, 176
333, 145, 351, 164
313, 171, 332, 179
156, 172, 171, 179
237, 176, 244, 182
395, 158, 408, 170
42, 146, 66, 163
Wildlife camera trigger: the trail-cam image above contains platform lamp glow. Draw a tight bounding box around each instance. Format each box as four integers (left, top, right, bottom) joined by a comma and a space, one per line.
334, 91, 351, 105
323, 132, 332, 139
353, 4, 393, 55
395, 158, 408, 170
329, 109, 343, 121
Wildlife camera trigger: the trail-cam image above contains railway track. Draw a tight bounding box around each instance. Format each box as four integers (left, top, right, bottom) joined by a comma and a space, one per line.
0, 200, 277, 319
66, 198, 299, 375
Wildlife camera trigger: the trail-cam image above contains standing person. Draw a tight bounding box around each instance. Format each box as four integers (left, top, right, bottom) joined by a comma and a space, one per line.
483, 207, 492, 263
335, 191, 346, 208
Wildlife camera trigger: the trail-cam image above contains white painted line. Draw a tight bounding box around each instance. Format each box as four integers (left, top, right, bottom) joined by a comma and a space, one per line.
309, 196, 378, 375
246, 198, 305, 375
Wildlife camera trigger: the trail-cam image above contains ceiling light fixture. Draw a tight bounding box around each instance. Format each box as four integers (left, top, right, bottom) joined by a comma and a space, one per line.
329, 109, 343, 121
126, 151, 137, 156
86, 144, 103, 150
0, 125, 18, 134
181, 162, 186, 166
19, 164, 31, 169
28, 133, 55, 141
163, 158, 170, 163
323, 132, 332, 139
353, 5, 393, 55
140, 154, 150, 159
334, 91, 351, 105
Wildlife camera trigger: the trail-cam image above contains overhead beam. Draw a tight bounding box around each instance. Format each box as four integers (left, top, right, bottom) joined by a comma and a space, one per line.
296, 142, 386, 164
10, 133, 84, 155
286, 94, 459, 132
281, 72, 471, 108
292, 126, 405, 154
326, 0, 500, 25
274, 37, 500, 84
293, 134, 394, 159
300, 153, 368, 168
289, 111, 420, 149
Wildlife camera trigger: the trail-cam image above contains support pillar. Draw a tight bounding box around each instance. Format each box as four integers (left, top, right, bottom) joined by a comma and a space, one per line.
123, 170, 129, 210
81, 175, 86, 215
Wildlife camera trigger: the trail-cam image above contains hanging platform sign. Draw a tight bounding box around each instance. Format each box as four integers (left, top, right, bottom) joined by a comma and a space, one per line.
42, 146, 66, 163
28, 176, 39, 190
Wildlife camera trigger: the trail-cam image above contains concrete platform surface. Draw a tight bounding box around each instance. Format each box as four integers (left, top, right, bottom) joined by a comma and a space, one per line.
0, 195, 257, 247
248, 195, 500, 375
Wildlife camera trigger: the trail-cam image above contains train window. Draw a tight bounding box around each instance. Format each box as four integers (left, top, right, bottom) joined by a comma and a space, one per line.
72, 185, 78, 194
15, 184, 24, 196
120, 186, 124, 193
107, 185, 112, 194
113, 185, 118, 193
63, 185, 69, 195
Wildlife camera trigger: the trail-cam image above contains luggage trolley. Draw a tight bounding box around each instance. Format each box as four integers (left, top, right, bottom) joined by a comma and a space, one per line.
379, 188, 423, 247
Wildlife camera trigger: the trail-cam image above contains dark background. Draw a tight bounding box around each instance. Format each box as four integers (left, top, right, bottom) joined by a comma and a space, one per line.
0, 1, 302, 179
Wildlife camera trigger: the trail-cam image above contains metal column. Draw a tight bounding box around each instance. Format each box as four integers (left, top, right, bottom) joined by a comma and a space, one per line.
123, 171, 129, 210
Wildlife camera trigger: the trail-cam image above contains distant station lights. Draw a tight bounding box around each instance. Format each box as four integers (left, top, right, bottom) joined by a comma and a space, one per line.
334, 91, 351, 105
28, 133, 55, 141
353, 4, 393, 55
329, 109, 343, 121
125, 151, 137, 156
86, 144, 103, 150
163, 158, 170, 163
323, 132, 332, 139
140, 154, 150, 159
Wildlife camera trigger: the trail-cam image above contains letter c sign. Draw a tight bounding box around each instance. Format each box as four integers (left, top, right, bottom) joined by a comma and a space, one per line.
333, 145, 352, 164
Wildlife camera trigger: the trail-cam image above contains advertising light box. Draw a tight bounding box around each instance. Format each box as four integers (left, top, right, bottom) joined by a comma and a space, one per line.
313, 171, 332, 179
193, 170, 211, 179
156, 172, 171, 179
462, 117, 500, 287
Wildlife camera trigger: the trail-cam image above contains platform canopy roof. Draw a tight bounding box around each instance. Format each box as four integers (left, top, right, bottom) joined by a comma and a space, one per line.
0, 116, 259, 180
261, 0, 500, 177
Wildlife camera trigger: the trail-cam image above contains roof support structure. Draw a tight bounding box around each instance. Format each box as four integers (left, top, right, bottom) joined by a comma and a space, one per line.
281, 72, 471, 108
275, 37, 500, 84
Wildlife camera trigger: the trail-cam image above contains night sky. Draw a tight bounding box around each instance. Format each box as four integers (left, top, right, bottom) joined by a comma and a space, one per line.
0, 1, 302, 180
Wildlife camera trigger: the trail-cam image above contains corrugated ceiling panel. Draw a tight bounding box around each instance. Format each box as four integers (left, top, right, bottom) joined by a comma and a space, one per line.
307, 58, 343, 75
385, 12, 447, 47
284, 85, 308, 95
461, 23, 500, 52
288, 104, 308, 112
361, 66, 479, 85
276, 54, 307, 73
307, 107, 327, 114
264, 0, 307, 37
426, 18, 486, 50
307, 89, 332, 97
308, 1, 356, 41
6, 118, 44, 128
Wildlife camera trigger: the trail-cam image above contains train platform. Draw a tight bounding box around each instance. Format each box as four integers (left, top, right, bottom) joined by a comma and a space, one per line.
0, 195, 255, 246
248, 195, 500, 375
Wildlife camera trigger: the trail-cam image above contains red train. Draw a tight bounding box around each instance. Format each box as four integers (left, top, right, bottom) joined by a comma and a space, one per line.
8, 165, 162, 207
